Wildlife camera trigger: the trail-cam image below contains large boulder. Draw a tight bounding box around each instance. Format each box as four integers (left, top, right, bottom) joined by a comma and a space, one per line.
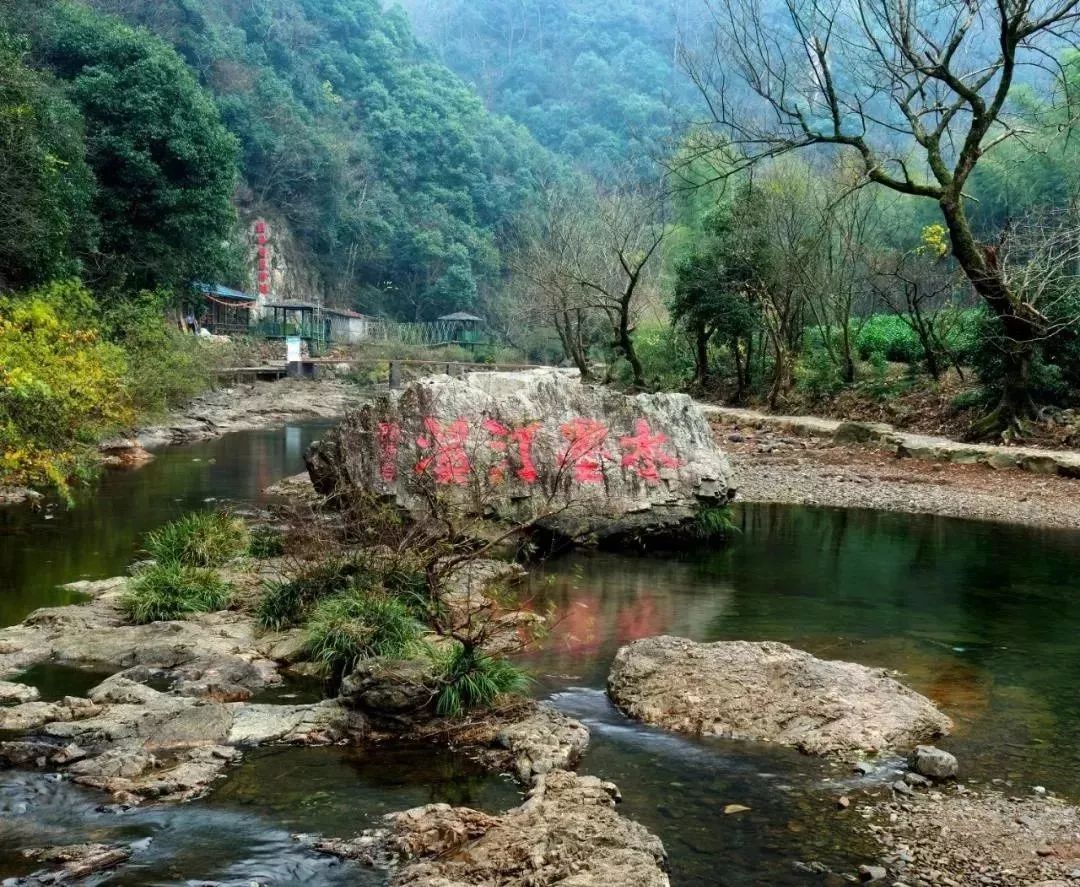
306, 370, 735, 545
607, 637, 952, 756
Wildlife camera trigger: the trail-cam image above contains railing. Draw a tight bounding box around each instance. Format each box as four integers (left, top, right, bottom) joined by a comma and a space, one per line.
364, 320, 490, 349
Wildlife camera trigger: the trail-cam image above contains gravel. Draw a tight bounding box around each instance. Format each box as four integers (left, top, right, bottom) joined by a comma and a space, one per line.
715, 421, 1080, 531
863, 787, 1080, 886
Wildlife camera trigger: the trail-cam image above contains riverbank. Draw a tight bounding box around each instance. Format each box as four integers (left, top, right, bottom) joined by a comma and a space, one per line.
711, 412, 1080, 530
0, 377, 363, 508
129, 377, 362, 449
865, 785, 1080, 886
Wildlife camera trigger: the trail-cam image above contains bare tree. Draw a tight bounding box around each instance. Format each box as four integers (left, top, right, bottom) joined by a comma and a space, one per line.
510, 181, 668, 387
575, 187, 669, 388
996, 206, 1080, 355
686, 0, 1080, 435
509, 183, 602, 380
802, 166, 884, 384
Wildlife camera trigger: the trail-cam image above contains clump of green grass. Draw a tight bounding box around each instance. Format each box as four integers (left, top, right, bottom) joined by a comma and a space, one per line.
248, 526, 285, 559
256, 555, 380, 631
694, 504, 739, 540
304, 588, 425, 678
144, 511, 250, 568
121, 562, 232, 624
428, 642, 531, 718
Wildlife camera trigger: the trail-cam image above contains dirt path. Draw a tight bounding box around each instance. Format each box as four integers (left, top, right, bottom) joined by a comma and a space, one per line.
710, 412, 1080, 531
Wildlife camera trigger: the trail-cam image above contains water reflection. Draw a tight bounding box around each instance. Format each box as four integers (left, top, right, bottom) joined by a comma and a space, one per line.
0, 422, 334, 627
520, 504, 1080, 884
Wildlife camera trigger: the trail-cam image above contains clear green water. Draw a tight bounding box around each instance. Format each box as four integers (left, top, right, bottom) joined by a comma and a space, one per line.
0, 422, 335, 627
522, 505, 1080, 884
4, 427, 1080, 885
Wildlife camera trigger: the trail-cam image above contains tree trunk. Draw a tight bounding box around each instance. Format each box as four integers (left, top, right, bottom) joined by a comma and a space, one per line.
840, 322, 855, 384
694, 324, 710, 386
618, 299, 645, 388
768, 341, 790, 409
940, 197, 1040, 437
556, 310, 592, 382
730, 336, 746, 404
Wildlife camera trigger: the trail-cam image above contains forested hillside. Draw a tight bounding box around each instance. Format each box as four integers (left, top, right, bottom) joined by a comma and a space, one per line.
0, 0, 562, 494
398, 0, 706, 177
2, 0, 557, 317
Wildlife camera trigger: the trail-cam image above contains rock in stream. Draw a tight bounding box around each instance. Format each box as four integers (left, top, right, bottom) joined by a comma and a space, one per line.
607, 636, 952, 756
306, 369, 735, 546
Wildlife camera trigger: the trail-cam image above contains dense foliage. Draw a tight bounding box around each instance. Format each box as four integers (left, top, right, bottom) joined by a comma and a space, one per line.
400, 0, 704, 178
0, 282, 131, 496
0, 35, 94, 290
1, 3, 242, 295
75, 0, 557, 317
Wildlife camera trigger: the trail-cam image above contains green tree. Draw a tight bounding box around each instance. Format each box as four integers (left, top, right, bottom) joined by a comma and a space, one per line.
34, 3, 241, 294
0, 34, 94, 289
671, 199, 761, 396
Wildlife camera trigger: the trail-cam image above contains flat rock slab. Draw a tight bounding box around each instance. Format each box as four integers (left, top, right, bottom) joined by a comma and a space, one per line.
607, 637, 951, 756
311, 770, 669, 887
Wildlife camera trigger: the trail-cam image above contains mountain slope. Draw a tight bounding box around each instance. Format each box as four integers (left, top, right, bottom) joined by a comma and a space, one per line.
6, 0, 558, 317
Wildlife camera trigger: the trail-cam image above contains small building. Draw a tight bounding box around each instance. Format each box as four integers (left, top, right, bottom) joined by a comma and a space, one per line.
192, 283, 256, 335
437, 312, 486, 348
256, 302, 327, 351
326, 308, 377, 344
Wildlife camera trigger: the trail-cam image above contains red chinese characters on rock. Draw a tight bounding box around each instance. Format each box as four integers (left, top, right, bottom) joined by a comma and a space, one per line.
254, 220, 271, 296
558, 418, 613, 484
387, 414, 680, 487
376, 421, 403, 482
619, 419, 680, 484
414, 417, 471, 485
482, 418, 541, 485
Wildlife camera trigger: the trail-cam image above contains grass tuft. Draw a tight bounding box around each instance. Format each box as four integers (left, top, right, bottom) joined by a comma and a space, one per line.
255, 555, 380, 631
248, 526, 285, 559
694, 504, 739, 540
428, 642, 531, 718
304, 587, 425, 677
144, 511, 250, 568
121, 562, 232, 624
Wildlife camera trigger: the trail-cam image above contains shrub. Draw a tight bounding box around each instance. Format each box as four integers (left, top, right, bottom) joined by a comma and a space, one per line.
794, 347, 846, 399
122, 562, 231, 623
429, 642, 531, 718
0, 282, 131, 498
856, 314, 923, 363
304, 588, 425, 677
248, 526, 285, 559
256, 555, 379, 630
101, 293, 213, 417
144, 511, 250, 568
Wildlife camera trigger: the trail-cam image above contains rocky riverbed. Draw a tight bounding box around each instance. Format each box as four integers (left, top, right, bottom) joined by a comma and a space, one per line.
862, 785, 1080, 886
128, 377, 362, 450
0, 563, 671, 886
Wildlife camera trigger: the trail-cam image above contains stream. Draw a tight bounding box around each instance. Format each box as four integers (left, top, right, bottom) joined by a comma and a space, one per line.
3, 422, 1080, 884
